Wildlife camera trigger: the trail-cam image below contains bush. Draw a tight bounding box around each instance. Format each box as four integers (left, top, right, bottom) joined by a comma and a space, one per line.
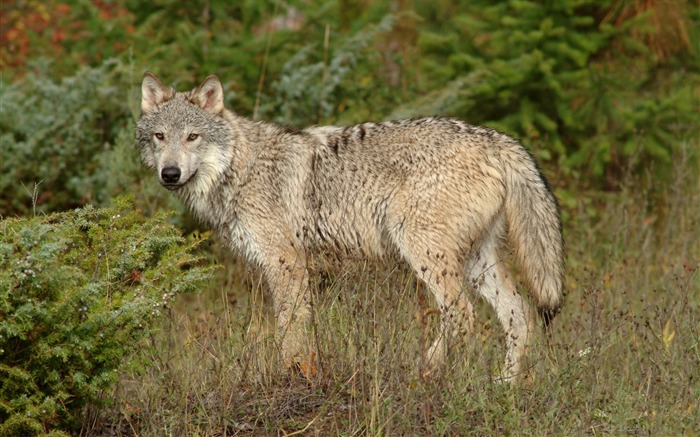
0, 196, 212, 435
268, 14, 396, 126
0, 58, 189, 221
395, 0, 699, 182
0, 60, 132, 216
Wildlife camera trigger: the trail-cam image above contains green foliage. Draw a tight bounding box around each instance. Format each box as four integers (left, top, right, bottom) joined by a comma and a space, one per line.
398, 0, 699, 180
269, 14, 395, 126
0, 0, 136, 78
0, 196, 212, 434
0, 60, 130, 216
0, 60, 183, 219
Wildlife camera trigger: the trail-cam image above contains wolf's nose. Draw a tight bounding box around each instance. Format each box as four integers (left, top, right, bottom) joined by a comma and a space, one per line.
161, 166, 181, 184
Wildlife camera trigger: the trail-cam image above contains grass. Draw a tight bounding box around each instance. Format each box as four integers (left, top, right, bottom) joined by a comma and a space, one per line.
84, 147, 698, 436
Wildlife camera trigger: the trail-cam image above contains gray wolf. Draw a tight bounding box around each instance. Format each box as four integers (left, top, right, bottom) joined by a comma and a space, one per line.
136, 72, 564, 380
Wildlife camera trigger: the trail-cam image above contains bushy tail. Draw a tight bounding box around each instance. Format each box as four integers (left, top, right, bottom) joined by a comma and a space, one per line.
502, 142, 565, 325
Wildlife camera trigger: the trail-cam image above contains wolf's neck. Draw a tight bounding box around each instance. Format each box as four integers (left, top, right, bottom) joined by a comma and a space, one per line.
176, 111, 268, 230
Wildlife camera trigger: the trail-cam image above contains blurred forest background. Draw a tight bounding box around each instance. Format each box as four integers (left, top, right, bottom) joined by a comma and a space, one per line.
1, 0, 697, 218
1, 0, 699, 435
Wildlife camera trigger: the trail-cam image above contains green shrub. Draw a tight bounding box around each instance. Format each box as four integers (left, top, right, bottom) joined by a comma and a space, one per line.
0, 58, 187, 221
268, 14, 395, 126
0, 60, 130, 216
396, 0, 699, 182
0, 196, 212, 435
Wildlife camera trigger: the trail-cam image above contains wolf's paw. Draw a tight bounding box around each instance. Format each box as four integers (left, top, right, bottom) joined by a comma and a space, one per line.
285, 350, 318, 379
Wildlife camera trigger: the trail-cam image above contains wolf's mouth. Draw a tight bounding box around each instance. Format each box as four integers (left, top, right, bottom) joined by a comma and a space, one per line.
162, 183, 182, 191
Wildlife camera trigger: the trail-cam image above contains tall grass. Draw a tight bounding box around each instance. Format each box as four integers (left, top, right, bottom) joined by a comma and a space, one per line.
86, 145, 698, 435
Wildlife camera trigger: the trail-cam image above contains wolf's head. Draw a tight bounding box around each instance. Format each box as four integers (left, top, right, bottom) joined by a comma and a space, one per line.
135, 72, 233, 193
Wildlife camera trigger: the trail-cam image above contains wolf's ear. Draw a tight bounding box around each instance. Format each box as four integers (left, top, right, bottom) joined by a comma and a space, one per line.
191, 75, 224, 114
141, 72, 173, 113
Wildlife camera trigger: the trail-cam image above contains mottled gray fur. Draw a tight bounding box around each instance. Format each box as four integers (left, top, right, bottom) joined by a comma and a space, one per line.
136, 73, 565, 380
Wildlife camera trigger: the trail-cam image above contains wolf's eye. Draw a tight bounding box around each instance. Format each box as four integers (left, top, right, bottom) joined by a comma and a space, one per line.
187, 133, 199, 141
154, 132, 164, 140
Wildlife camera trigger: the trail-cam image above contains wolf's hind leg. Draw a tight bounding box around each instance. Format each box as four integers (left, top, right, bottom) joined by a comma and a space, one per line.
468, 218, 535, 381
399, 237, 475, 374
426, 273, 474, 371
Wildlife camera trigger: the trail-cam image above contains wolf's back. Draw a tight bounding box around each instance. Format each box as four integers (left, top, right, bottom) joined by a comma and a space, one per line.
500, 140, 564, 323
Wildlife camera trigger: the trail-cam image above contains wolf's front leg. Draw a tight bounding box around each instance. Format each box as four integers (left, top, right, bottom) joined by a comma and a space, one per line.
266, 256, 313, 368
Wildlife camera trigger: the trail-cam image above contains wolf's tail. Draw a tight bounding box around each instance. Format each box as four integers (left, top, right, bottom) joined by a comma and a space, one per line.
502, 141, 565, 326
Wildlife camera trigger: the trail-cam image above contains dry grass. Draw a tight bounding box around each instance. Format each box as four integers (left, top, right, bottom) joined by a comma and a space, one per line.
85, 146, 699, 436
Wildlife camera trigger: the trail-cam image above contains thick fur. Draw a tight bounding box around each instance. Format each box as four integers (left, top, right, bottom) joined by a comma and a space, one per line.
136, 73, 565, 380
